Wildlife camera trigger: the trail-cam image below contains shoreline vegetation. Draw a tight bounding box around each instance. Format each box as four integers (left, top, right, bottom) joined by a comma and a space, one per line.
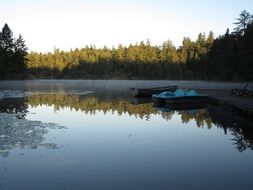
0, 10, 253, 81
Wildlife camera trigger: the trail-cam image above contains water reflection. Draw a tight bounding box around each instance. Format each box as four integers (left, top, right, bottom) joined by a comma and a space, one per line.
0, 98, 28, 115
1, 92, 253, 156
158, 106, 213, 128
1, 91, 253, 190
0, 166, 7, 190
28, 93, 160, 120
25, 93, 253, 152
0, 98, 65, 157
208, 106, 253, 152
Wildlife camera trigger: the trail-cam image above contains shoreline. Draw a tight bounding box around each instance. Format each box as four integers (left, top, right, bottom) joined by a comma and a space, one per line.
0, 79, 252, 121
0, 79, 246, 90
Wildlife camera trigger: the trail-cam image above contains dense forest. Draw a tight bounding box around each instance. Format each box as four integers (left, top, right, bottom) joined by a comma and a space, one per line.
0, 24, 27, 79
0, 10, 253, 81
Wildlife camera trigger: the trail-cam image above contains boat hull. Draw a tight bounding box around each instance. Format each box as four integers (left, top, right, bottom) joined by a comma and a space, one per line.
152, 94, 209, 105
164, 95, 208, 104
152, 97, 166, 105
132, 85, 178, 97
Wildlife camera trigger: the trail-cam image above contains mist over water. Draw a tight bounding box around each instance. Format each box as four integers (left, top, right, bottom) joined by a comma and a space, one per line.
0, 80, 252, 190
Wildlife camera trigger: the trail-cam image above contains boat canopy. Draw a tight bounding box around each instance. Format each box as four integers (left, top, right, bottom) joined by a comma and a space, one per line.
159, 91, 174, 97
185, 90, 197, 96
174, 89, 186, 96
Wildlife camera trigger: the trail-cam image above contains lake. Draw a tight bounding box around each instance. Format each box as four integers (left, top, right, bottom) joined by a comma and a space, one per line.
0, 80, 253, 190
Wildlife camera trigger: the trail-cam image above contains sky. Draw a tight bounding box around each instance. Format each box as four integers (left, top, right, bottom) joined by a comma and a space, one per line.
0, 0, 252, 52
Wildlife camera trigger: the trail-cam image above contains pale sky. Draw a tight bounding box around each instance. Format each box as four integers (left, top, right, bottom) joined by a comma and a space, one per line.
0, 0, 252, 52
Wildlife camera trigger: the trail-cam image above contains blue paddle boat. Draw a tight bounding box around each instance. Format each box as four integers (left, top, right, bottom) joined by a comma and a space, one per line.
152, 89, 208, 105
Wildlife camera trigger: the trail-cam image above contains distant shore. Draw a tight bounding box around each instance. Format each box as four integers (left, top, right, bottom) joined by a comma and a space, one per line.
0, 79, 246, 101
0, 79, 252, 120
0, 79, 245, 91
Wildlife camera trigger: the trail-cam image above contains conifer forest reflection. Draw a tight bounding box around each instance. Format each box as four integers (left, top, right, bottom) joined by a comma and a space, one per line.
2, 93, 252, 152
0, 91, 253, 190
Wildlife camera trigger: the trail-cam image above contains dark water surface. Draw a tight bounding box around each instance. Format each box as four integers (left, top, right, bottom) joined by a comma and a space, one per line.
0, 80, 253, 190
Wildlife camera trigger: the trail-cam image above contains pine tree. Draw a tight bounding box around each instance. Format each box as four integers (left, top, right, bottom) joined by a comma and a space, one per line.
233, 10, 253, 35
206, 31, 214, 49
13, 34, 28, 74
0, 23, 14, 53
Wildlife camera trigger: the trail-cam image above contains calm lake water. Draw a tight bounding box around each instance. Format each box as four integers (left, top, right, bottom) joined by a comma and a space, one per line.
0, 80, 253, 190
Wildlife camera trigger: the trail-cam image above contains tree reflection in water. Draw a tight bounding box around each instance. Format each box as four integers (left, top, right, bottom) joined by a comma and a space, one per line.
1, 93, 253, 154
0, 98, 65, 157
26, 93, 253, 152
208, 106, 253, 152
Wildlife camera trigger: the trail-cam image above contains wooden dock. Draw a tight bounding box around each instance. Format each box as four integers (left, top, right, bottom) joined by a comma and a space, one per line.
199, 89, 253, 120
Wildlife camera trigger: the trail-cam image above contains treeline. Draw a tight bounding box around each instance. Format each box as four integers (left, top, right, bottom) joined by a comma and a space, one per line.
191, 10, 253, 81
1, 10, 253, 81
27, 10, 253, 81
27, 33, 214, 80
0, 23, 28, 79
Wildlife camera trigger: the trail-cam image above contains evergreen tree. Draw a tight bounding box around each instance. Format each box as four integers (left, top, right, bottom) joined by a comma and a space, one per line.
233, 10, 253, 35
0, 23, 28, 79
0, 23, 14, 53
13, 34, 28, 74
206, 31, 214, 49
238, 23, 253, 80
